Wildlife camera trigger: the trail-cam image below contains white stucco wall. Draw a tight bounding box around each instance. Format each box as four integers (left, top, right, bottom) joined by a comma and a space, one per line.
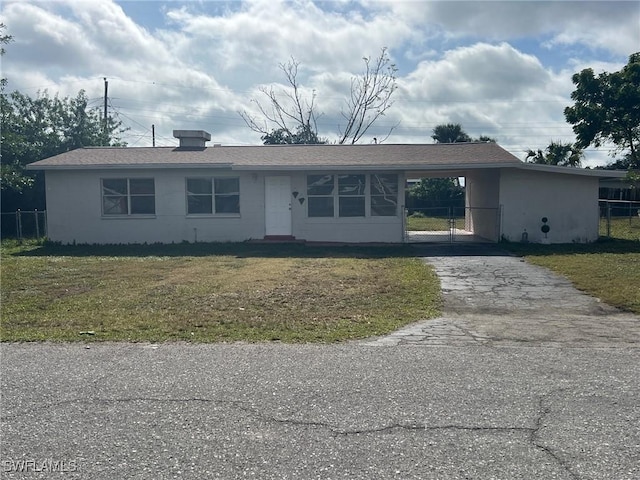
289, 172, 404, 243
44, 169, 264, 244
499, 169, 600, 243
44, 169, 404, 244
465, 170, 501, 241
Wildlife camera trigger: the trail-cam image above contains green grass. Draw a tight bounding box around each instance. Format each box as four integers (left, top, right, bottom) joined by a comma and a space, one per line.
599, 216, 640, 241
504, 240, 640, 314
0, 240, 441, 343
406, 215, 464, 231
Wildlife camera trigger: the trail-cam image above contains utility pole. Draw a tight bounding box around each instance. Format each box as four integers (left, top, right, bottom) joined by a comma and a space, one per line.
103, 77, 108, 144
152, 124, 156, 147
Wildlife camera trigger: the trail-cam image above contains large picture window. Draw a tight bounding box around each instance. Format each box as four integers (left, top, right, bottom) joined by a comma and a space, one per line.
186, 177, 240, 214
102, 178, 155, 215
307, 174, 367, 217
370, 174, 398, 216
307, 173, 398, 218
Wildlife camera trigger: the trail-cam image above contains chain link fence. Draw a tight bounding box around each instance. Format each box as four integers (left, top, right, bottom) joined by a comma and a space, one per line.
405, 207, 499, 243
599, 200, 640, 241
1, 210, 48, 240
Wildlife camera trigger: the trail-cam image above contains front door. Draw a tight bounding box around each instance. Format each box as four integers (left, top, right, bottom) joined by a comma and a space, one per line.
265, 176, 292, 236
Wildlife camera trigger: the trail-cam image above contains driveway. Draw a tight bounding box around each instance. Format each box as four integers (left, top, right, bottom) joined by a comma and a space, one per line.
2, 245, 640, 479
363, 244, 640, 347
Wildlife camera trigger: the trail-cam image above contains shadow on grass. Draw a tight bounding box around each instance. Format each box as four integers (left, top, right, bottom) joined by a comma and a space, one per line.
4, 238, 638, 259
503, 238, 640, 256
3, 240, 418, 259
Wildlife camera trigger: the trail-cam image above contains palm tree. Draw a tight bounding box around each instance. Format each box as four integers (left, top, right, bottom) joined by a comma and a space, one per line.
525, 141, 583, 167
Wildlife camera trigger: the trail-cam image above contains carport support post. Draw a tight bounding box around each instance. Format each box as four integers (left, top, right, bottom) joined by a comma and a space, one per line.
607, 203, 611, 238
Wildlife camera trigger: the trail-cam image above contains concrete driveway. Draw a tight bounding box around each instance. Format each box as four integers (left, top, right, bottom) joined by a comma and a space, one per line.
2, 245, 639, 479
363, 244, 640, 348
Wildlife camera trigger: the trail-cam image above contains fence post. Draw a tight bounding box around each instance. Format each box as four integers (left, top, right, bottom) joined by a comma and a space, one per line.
35, 209, 40, 238
606, 203, 611, 238
448, 207, 453, 243
16, 209, 23, 241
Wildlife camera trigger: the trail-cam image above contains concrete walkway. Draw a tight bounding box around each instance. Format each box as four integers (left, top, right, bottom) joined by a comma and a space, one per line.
363, 245, 640, 348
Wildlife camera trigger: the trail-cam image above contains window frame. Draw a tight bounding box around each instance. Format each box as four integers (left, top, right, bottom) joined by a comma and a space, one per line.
337, 174, 366, 218
101, 178, 156, 216
307, 174, 335, 218
306, 173, 400, 218
370, 173, 399, 217
185, 176, 241, 216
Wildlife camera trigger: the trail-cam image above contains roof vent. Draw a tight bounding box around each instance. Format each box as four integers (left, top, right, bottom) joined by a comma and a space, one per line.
173, 130, 211, 148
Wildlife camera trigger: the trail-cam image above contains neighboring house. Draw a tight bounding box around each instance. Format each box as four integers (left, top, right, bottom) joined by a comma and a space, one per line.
27, 130, 628, 245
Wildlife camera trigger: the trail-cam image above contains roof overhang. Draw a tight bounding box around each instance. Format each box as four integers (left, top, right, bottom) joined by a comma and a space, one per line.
231, 162, 521, 173
512, 162, 630, 179
27, 163, 234, 171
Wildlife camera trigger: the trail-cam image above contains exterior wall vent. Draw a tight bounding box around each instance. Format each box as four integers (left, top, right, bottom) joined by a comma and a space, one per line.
173, 130, 212, 148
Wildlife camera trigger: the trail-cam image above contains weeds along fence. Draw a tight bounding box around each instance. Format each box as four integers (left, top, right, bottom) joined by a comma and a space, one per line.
0, 210, 47, 240
599, 200, 640, 240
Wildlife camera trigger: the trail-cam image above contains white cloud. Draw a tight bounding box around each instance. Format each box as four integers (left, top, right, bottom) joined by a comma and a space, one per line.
377, 0, 638, 57
1, 0, 636, 165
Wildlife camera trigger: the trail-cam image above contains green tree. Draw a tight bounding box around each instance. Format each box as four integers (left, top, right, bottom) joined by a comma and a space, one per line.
431, 123, 496, 143
431, 123, 471, 143
525, 141, 583, 167
564, 52, 640, 168
407, 177, 464, 209
1, 90, 126, 211
262, 126, 325, 145
0, 23, 13, 91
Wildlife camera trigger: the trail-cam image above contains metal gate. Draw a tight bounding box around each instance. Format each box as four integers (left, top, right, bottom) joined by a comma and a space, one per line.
404, 207, 500, 243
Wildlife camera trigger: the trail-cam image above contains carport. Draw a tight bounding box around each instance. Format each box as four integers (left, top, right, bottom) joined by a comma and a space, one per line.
403, 164, 629, 244
404, 166, 502, 244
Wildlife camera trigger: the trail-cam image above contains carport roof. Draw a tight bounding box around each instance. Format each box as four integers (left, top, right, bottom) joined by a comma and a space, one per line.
27, 142, 523, 171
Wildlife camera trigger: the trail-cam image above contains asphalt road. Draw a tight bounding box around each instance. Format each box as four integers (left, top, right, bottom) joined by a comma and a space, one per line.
1, 342, 639, 479
2, 245, 639, 479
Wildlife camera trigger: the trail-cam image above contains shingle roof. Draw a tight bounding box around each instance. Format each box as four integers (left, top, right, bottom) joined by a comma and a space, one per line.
27, 142, 523, 171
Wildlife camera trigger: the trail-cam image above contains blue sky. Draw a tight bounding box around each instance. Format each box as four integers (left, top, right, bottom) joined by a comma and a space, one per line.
2, 0, 639, 166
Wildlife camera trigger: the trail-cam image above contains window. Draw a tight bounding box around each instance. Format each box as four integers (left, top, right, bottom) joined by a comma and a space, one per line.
102, 178, 155, 215
214, 178, 240, 214
307, 174, 367, 217
338, 174, 365, 217
370, 174, 398, 216
307, 174, 334, 217
186, 177, 240, 215
307, 173, 398, 218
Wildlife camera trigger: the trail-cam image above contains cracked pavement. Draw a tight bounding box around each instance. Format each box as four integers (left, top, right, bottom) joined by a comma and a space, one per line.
2, 245, 639, 479
362, 244, 640, 347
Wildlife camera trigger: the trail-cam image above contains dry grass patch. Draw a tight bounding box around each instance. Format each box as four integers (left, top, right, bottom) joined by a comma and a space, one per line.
1, 241, 441, 342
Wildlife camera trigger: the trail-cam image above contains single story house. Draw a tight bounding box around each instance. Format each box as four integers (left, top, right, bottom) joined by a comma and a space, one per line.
27, 130, 628, 245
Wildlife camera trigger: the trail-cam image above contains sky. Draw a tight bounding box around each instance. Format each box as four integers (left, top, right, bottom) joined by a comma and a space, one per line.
1, 0, 639, 167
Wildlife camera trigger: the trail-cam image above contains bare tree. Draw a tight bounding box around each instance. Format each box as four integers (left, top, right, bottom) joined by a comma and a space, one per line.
239, 58, 323, 144
337, 48, 398, 144
239, 48, 398, 144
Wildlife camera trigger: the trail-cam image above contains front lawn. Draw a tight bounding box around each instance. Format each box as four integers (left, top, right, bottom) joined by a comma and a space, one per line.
0, 241, 441, 343
504, 240, 640, 314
